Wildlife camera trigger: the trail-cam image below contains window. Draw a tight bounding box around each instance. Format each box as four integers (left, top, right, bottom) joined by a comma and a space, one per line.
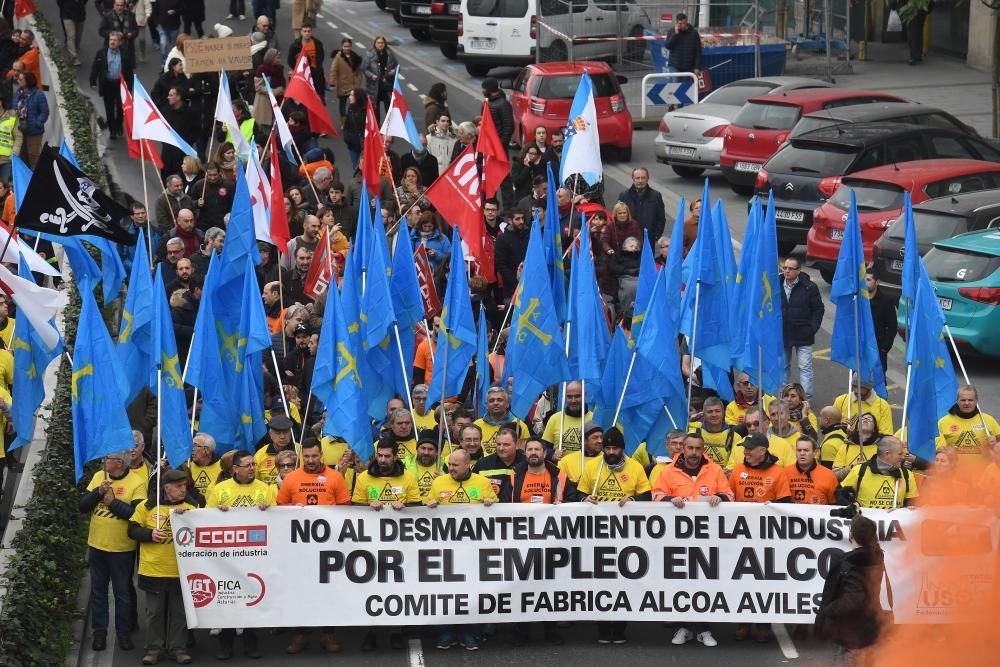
908, 112, 967, 132
513, 69, 529, 93
823, 96, 889, 110
830, 181, 904, 212
469, 0, 529, 17
852, 145, 885, 172
967, 137, 1000, 161
704, 84, 774, 106
927, 135, 977, 160
886, 212, 967, 244
924, 173, 1000, 199
923, 247, 1000, 283
533, 73, 617, 99
789, 117, 839, 139
539, 0, 585, 15
731, 102, 801, 130
886, 137, 926, 163
764, 143, 857, 174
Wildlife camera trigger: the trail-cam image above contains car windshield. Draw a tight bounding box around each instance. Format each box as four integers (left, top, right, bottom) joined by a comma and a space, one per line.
732, 101, 801, 130
924, 172, 1000, 199
829, 181, 904, 212
790, 117, 839, 138
703, 84, 773, 106
533, 73, 617, 99
765, 143, 857, 175
885, 211, 968, 242
468, 0, 529, 17
924, 247, 1000, 283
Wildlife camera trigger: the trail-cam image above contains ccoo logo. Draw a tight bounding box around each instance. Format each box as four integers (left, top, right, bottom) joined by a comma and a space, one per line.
451, 152, 480, 198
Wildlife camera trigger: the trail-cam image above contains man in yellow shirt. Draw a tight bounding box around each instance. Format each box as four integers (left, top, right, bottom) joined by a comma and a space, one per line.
254, 415, 298, 485
818, 406, 848, 467
473, 386, 529, 456
833, 413, 881, 481
379, 408, 418, 461
457, 424, 486, 466
405, 431, 445, 499
542, 381, 593, 453
726, 372, 773, 427
208, 450, 279, 509
185, 432, 222, 499
937, 385, 1000, 471
726, 407, 795, 470
839, 437, 919, 509
411, 384, 438, 431
833, 381, 893, 434
127, 469, 201, 666
690, 397, 744, 466
648, 430, 686, 485
557, 421, 604, 483
80, 449, 147, 652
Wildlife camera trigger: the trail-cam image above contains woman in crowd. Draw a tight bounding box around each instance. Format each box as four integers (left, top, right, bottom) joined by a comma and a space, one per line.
410, 211, 450, 272
214, 142, 238, 184
179, 156, 203, 198
396, 166, 426, 211
361, 35, 397, 122
782, 383, 819, 434
328, 38, 363, 127
253, 48, 285, 132
152, 57, 188, 108
423, 82, 450, 129
342, 87, 368, 169
511, 144, 547, 204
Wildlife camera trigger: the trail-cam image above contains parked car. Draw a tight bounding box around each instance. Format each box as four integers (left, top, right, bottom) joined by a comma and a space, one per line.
429, 0, 461, 58
754, 123, 1000, 256
400, 0, 434, 41
897, 229, 1000, 358
654, 76, 831, 179
508, 61, 633, 159
720, 88, 906, 195
458, 0, 650, 77
873, 191, 1000, 301
787, 102, 976, 141
808, 160, 1000, 282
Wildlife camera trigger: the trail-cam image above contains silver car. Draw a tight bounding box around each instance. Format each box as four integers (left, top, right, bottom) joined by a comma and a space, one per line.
654, 76, 832, 179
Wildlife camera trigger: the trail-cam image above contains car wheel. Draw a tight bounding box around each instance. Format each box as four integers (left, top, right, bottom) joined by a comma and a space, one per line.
439, 44, 458, 59
671, 165, 705, 179
625, 25, 646, 62
777, 241, 796, 256
410, 28, 431, 42
819, 268, 836, 284
375, 0, 387, 9
618, 146, 632, 161
729, 182, 755, 197
392, 9, 401, 23
546, 40, 568, 62
465, 63, 491, 77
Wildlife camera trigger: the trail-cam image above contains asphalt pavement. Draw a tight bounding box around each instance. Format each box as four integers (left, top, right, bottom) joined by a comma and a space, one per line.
32, 0, 997, 663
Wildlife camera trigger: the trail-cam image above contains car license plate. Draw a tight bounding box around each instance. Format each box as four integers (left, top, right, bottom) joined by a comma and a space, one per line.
775, 209, 805, 222
938, 297, 953, 311
735, 161, 761, 173
471, 38, 495, 49
669, 146, 696, 158
415, 5, 432, 13
829, 228, 844, 240
891, 259, 904, 271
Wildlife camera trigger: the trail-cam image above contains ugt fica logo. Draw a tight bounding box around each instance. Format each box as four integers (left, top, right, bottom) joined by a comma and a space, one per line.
187, 573, 267, 608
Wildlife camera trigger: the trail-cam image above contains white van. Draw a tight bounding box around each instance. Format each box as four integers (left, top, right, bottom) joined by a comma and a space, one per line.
458, 0, 651, 76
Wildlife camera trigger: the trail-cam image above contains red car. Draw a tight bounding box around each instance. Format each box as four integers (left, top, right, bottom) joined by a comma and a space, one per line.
509, 61, 633, 160
807, 159, 1000, 282
720, 88, 906, 195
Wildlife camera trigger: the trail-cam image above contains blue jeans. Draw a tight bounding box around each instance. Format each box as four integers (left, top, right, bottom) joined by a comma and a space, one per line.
159, 28, 179, 67
89, 547, 135, 638
784, 345, 815, 400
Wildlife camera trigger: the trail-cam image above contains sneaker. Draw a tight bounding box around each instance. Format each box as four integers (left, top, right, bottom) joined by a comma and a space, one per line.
226, 14, 235, 19
697, 631, 718, 647
117, 636, 134, 651
209, 629, 222, 637
597, 625, 611, 644
611, 625, 627, 645
436, 632, 456, 650
239, 14, 246, 19
461, 634, 479, 651
671, 628, 693, 645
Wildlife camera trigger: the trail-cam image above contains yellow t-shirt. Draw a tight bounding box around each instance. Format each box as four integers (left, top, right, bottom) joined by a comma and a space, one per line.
725, 394, 774, 427
841, 463, 919, 509
473, 417, 529, 456
86, 470, 148, 552
426, 473, 498, 504
689, 422, 745, 467
374, 436, 418, 462
404, 456, 443, 498
557, 451, 602, 483
833, 442, 879, 470
131, 499, 198, 578
0, 348, 12, 393
820, 428, 848, 465
414, 410, 438, 432
254, 444, 297, 485
207, 478, 278, 508
541, 410, 594, 453
320, 437, 358, 490
726, 435, 796, 470
188, 459, 223, 498
649, 462, 672, 485
938, 412, 1000, 464
352, 470, 422, 505
577, 456, 651, 502
833, 393, 894, 434
630, 442, 651, 468
0, 317, 13, 349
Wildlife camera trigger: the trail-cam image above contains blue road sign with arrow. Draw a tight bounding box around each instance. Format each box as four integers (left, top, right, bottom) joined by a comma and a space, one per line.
646, 80, 695, 106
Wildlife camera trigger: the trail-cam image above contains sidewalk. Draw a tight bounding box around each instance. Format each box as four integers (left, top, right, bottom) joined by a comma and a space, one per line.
785, 40, 993, 135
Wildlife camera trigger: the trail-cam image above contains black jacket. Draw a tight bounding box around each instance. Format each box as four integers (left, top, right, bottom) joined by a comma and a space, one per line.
617, 185, 666, 243
474, 450, 527, 487
486, 91, 515, 146
89, 46, 135, 96
400, 151, 440, 190
57, 0, 88, 21
494, 225, 530, 299
779, 272, 825, 347
500, 459, 575, 503
869, 289, 897, 353
287, 37, 326, 90
99, 9, 139, 45
192, 177, 235, 230
814, 546, 887, 649
665, 26, 702, 72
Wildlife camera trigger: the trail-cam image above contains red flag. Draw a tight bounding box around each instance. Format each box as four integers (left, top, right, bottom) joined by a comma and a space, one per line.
120, 75, 163, 168
423, 143, 495, 282
14, 0, 36, 19
284, 53, 339, 137
304, 226, 333, 300
362, 99, 390, 196
413, 244, 442, 319
268, 140, 290, 255
476, 100, 510, 199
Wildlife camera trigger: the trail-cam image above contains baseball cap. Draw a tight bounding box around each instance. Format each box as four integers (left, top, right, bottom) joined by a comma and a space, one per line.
268, 415, 294, 431
583, 420, 603, 438
743, 433, 770, 449
294, 322, 311, 335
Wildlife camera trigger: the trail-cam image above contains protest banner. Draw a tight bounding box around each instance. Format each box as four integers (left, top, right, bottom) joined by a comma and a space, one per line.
172, 503, 996, 628
184, 37, 253, 74
413, 244, 442, 319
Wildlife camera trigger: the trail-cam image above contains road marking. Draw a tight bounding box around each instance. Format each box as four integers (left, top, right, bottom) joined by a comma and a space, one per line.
326, 21, 338, 29
316, 13, 323, 18
398, 73, 406, 81
407, 638, 425, 667
771, 623, 799, 659
408, 83, 419, 92
342, 32, 354, 41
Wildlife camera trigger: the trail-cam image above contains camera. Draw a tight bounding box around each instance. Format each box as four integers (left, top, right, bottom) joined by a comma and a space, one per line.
830, 504, 858, 519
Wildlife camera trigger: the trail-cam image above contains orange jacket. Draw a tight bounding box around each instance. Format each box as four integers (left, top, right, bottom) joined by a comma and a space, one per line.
652, 455, 734, 502
18, 47, 41, 85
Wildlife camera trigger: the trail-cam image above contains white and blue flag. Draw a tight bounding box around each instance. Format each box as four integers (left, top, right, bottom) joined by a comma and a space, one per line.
131, 75, 198, 156
559, 70, 602, 186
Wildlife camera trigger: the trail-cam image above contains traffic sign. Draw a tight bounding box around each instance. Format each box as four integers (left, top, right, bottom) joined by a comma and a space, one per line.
645, 80, 694, 106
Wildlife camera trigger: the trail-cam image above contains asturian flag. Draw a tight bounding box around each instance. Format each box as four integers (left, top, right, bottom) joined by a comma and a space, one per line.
380, 68, 424, 148
559, 70, 602, 186
131, 76, 197, 156
245, 147, 272, 244
216, 71, 253, 160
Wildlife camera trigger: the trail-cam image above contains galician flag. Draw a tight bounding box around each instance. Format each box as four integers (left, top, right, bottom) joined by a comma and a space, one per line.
559, 70, 602, 186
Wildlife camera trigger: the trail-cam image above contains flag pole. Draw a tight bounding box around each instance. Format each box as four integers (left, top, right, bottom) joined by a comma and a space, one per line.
298, 390, 312, 444
944, 324, 991, 433
269, 349, 291, 416
393, 321, 419, 431
579, 379, 586, 471
853, 294, 863, 440
492, 302, 515, 354
423, 320, 435, 364
900, 361, 913, 449
611, 349, 638, 427
277, 260, 286, 357
685, 280, 702, 420
201, 128, 216, 202
436, 321, 452, 455
139, 141, 154, 267
289, 140, 323, 205
556, 320, 573, 453
758, 344, 763, 414
155, 367, 163, 529
189, 387, 198, 437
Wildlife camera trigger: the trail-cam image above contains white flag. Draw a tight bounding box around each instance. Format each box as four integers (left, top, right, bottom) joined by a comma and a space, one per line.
216, 71, 253, 160
245, 148, 273, 244
559, 70, 603, 186
0, 262, 61, 352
